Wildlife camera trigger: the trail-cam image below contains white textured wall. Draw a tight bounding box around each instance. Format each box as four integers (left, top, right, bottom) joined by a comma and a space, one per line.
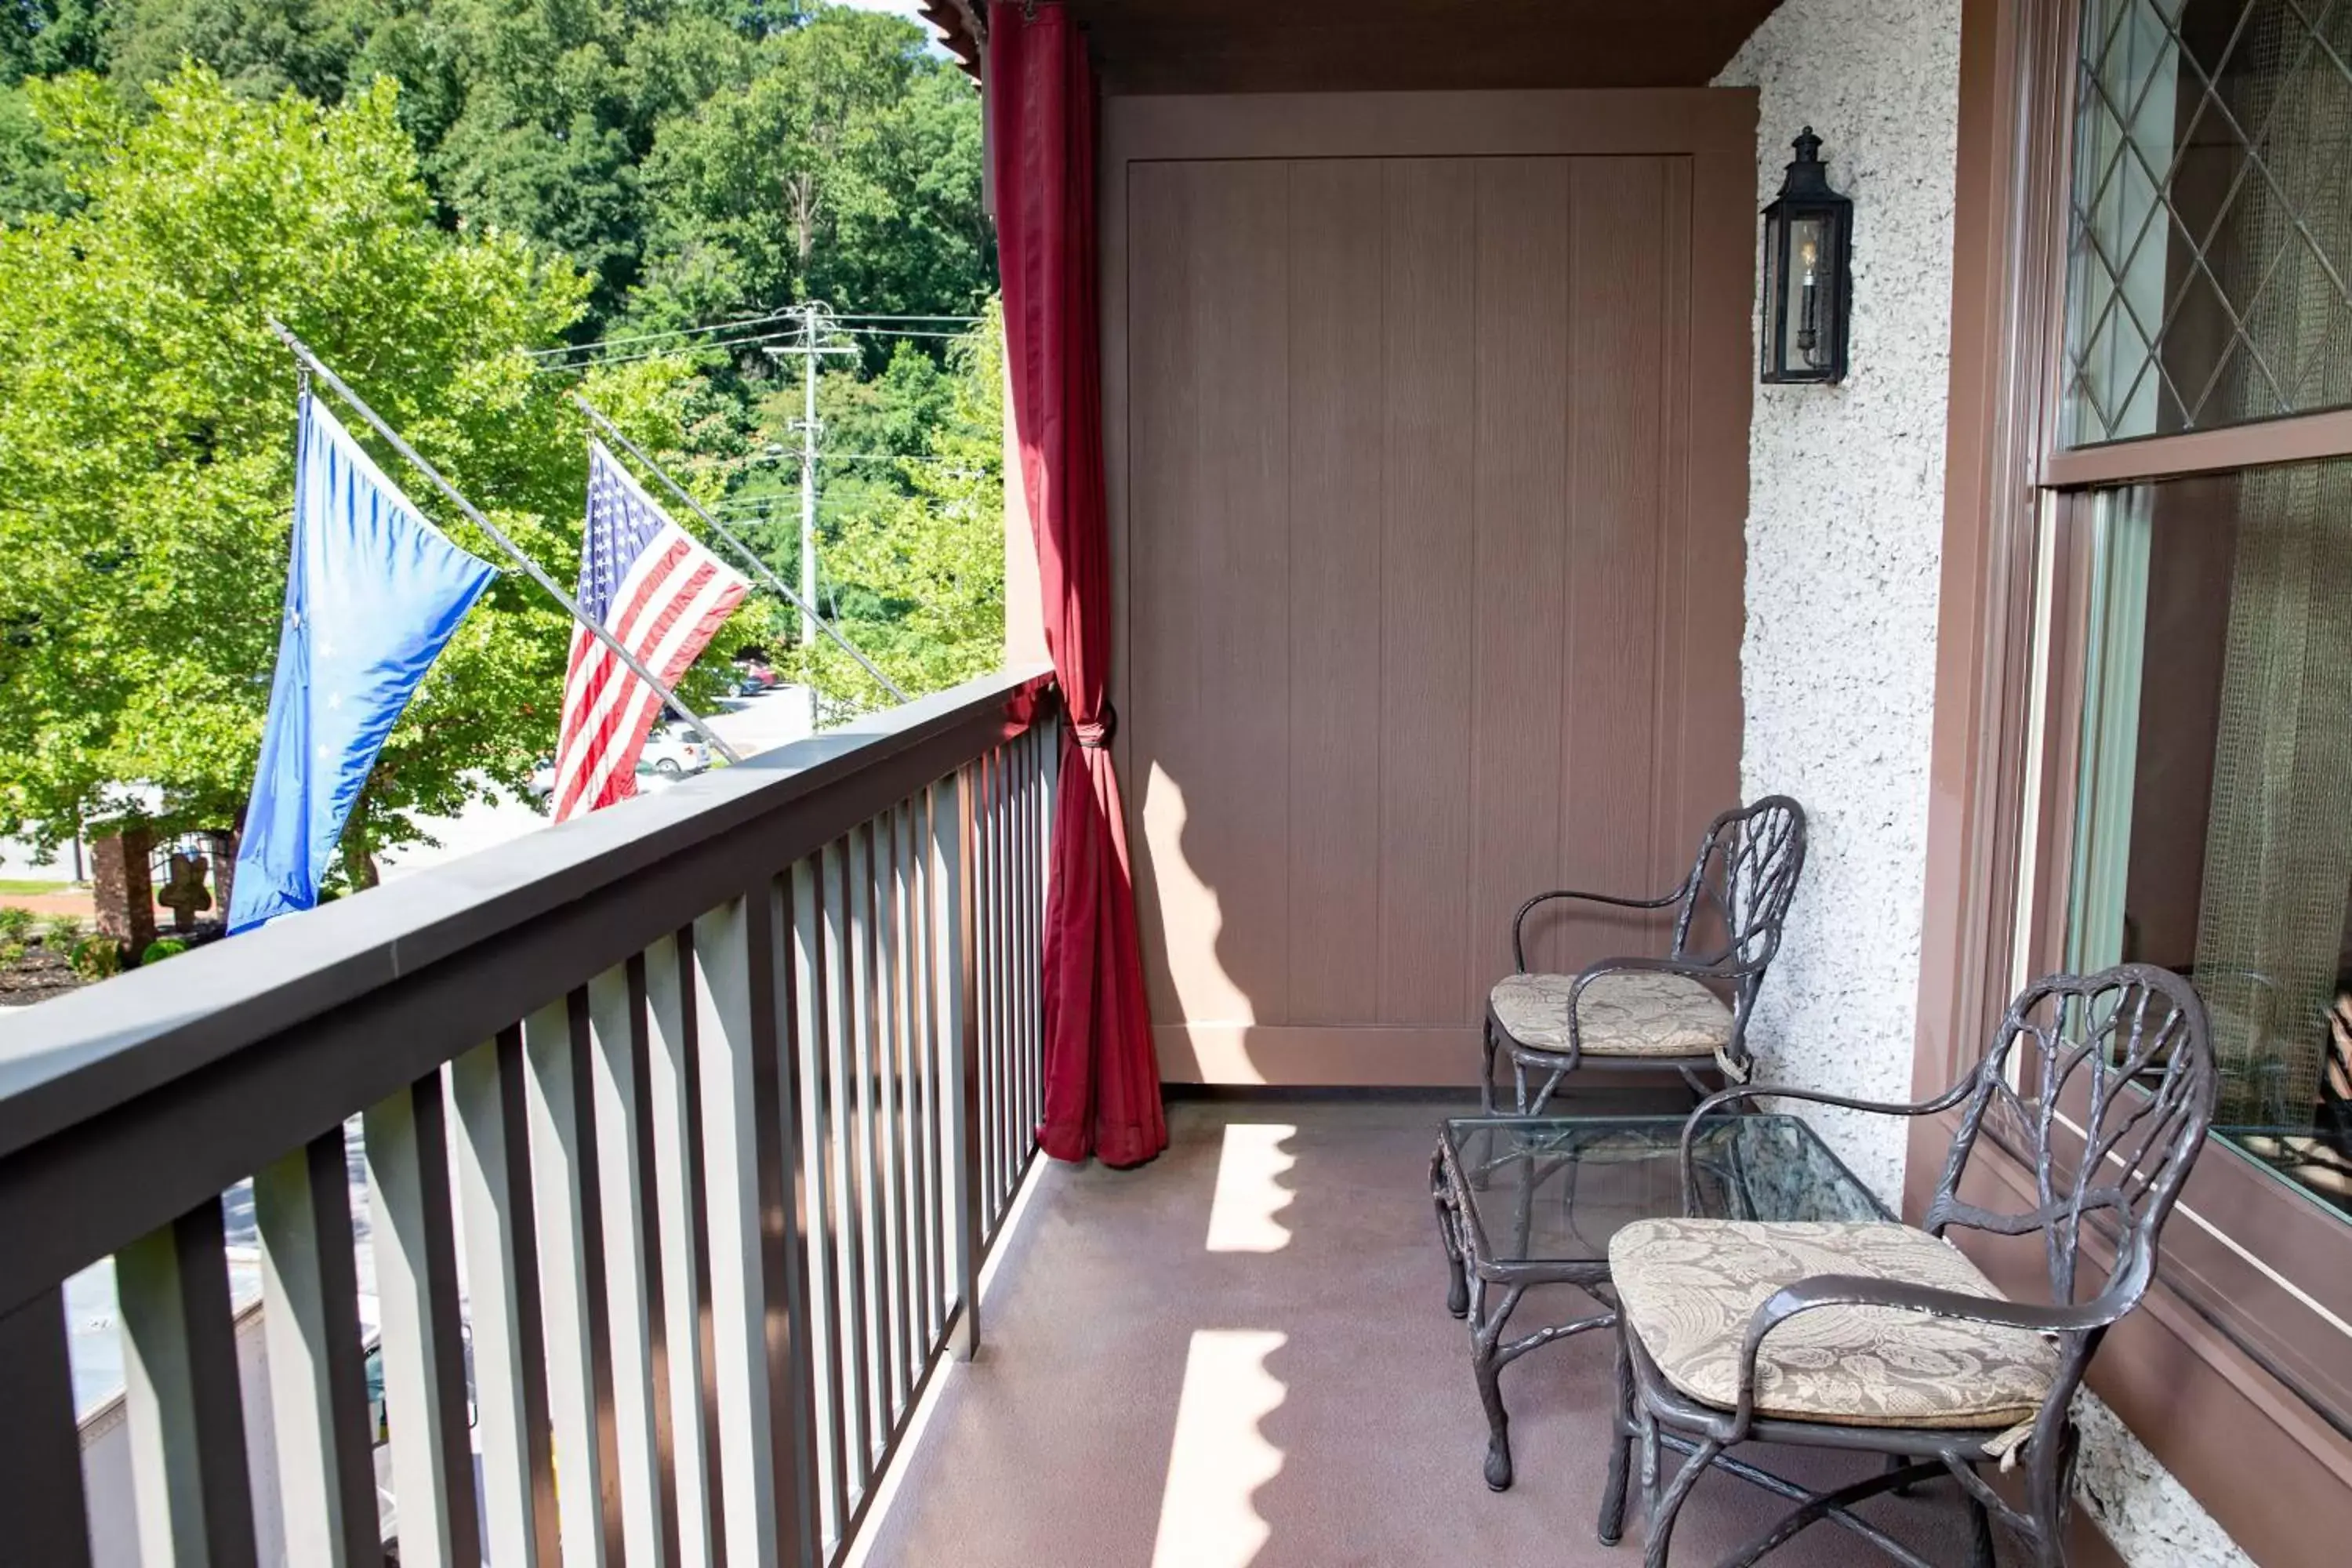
1715, 0, 1961, 1203
1715, 5, 2252, 1565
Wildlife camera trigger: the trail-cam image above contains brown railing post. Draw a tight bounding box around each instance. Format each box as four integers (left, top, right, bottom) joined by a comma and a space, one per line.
944, 761, 984, 1361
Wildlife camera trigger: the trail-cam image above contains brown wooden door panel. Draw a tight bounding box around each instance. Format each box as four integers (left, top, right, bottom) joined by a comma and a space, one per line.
1110, 97, 1751, 1084
1374, 158, 1482, 1030
1548, 156, 1679, 976
1285, 158, 1389, 1026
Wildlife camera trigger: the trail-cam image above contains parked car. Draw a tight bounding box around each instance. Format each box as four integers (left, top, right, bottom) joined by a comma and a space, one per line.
638, 724, 711, 779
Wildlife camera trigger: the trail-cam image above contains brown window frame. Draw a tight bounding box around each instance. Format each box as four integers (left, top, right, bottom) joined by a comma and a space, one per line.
1915, 4, 2352, 1561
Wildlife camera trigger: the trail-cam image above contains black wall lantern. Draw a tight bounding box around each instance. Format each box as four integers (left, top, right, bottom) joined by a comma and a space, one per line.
1760, 127, 1852, 384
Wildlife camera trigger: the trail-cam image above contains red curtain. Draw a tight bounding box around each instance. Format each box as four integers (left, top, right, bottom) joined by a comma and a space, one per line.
989, 4, 1166, 1167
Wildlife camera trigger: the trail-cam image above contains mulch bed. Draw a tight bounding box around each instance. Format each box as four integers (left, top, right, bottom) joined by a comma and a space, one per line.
0, 942, 86, 1007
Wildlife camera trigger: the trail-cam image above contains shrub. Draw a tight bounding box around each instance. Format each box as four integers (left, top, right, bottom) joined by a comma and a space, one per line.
0, 941, 22, 967
42, 915, 82, 945
70, 936, 122, 980
0, 907, 35, 943
140, 938, 190, 966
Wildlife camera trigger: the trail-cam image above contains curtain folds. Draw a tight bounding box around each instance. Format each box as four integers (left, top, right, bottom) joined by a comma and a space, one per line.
989, 4, 1167, 1167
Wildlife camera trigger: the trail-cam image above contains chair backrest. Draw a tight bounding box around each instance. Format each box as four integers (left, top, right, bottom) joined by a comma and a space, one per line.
1922, 965, 2216, 1316
1670, 796, 1806, 978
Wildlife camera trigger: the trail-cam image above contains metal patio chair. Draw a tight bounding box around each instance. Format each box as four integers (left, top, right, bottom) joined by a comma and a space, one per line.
1598, 964, 2216, 1568
1484, 797, 1806, 1112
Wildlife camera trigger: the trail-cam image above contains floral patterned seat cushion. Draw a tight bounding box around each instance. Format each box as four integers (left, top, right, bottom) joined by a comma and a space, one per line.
1489, 971, 1732, 1058
1610, 1218, 2059, 1428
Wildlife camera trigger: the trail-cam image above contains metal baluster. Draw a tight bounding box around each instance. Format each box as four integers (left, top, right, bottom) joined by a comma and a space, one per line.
762, 873, 822, 1568
941, 763, 982, 1361
690, 894, 803, 1568
1020, 728, 1042, 1166
644, 933, 726, 1568
818, 839, 871, 1494
844, 825, 888, 1482
118, 1197, 260, 1568
586, 960, 681, 1567
861, 822, 903, 1420
255, 1123, 380, 1566
989, 744, 1014, 1222
916, 786, 946, 1353
522, 993, 622, 1566
790, 856, 850, 1553
896, 797, 938, 1361
450, 1031, 559, 1568
365, 1071, 482, 1568
978, 746, 1004, 1230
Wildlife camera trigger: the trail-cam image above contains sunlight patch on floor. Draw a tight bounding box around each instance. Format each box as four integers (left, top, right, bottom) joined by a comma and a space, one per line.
1149, 1330, 1288, 1568
1203, 1123, 1297, 1253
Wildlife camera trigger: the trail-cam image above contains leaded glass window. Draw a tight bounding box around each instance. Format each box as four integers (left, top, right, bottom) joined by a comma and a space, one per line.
2064, 0, 2352, 445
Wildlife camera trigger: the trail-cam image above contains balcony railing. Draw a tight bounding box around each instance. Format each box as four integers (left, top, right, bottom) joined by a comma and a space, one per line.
0, 664, 1059, 1568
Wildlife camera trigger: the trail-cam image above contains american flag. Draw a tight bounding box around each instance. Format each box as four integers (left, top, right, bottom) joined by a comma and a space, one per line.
550, 441, 749, 822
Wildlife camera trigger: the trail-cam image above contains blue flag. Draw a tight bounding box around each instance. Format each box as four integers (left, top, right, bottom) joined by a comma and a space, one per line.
227, 395, 498, 932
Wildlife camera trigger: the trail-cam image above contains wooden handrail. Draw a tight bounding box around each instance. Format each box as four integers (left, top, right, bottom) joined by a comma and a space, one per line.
0, 666, 1052, 1278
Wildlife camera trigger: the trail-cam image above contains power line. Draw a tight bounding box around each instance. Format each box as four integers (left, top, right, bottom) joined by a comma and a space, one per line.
524, 309, 797, 359
528, 308, 986, 365
531, 325, 810, 372
534, 321, 984, 372
699, 450, 974, 472
830, 326, 985, 340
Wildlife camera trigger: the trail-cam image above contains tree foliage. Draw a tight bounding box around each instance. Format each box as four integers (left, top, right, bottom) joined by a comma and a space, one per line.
0, 67, 711, 861
0, 5, 1001, 869
2, 1, 989, 334
789, 303, 1004, 709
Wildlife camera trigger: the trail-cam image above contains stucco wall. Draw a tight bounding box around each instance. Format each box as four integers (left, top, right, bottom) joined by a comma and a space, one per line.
1715, 0, 1959, 1204
1715, 4, 2252, 1565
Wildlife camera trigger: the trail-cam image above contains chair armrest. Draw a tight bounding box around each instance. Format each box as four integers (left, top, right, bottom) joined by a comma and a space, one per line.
1679, 1078, 1976, 1212
1726, 1272, 2113, 1435
1512, 883, 1686, 971
1693, 1079, 1978, 1123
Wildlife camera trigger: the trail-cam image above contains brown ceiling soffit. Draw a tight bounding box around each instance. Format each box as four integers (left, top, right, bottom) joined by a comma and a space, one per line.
1051, 2, 1785, 95
920, 0, 987, 75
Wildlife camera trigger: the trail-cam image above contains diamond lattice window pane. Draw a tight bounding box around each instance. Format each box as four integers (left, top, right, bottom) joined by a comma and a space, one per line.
2063, 0, 2352, 445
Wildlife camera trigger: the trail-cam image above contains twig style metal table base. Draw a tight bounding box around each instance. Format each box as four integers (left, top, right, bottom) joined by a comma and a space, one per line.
1428, 1115, 1886, 1496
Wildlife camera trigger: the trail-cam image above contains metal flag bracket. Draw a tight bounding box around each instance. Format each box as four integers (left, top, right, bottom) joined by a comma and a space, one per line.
266, 318, 742, 766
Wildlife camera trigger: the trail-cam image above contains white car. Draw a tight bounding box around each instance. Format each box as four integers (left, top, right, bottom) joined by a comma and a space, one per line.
637, 724, 712, 779
519, 725, 710, 800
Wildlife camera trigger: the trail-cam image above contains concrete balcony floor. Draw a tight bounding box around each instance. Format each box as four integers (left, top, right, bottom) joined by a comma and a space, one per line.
858, 1099, 2032, 1568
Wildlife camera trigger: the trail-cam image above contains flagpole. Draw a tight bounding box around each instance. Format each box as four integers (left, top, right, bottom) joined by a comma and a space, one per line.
571, 395, 912, 705
266, 320, 744, 768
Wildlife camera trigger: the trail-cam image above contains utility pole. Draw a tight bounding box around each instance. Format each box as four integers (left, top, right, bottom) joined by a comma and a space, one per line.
766, 303, 857, 730
797, 303, 822, 652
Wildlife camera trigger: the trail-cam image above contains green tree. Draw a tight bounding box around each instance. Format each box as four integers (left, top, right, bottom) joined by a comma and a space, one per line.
634, 5, 985, 332
0, 67, 717, 873
789, 303, 1004, 710
0, 80, 71, 214
2, 0, 111, 82
107, 0, 378, 103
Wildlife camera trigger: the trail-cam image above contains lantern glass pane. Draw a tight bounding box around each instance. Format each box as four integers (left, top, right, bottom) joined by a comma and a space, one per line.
1790, 213, 1835, 372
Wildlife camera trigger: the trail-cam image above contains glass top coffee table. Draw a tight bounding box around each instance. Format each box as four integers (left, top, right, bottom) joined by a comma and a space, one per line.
1428, 1113, 1886, 1490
